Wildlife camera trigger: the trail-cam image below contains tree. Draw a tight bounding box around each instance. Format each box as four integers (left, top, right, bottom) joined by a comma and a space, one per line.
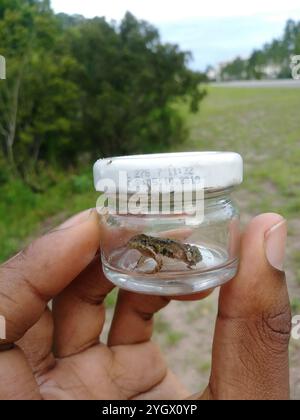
0, 0, 81, 182
0, 5, 206, 186
69, 12, 206, 157
220, 57, 248, 81
216, 19, 300, 81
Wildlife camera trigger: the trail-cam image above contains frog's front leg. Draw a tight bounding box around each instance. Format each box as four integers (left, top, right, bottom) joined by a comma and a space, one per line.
187, 262, 196, 270
153, 253, 163, 273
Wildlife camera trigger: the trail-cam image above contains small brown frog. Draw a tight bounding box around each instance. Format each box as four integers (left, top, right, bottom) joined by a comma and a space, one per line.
128, 233, 202, 273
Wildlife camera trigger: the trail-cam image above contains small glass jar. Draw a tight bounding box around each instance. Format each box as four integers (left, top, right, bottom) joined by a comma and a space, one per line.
93, 152, 243, 296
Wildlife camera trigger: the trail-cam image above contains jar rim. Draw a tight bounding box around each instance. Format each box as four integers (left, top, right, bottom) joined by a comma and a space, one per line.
93, 151, 243, 193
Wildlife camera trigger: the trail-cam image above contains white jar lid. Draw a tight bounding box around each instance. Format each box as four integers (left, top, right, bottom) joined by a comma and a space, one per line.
93, 151, 243, 193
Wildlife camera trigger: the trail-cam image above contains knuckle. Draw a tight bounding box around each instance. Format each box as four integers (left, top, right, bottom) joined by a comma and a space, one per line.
78, 292, 107, 306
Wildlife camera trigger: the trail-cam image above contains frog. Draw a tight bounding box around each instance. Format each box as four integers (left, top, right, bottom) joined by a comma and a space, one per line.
127, 233, 202, 273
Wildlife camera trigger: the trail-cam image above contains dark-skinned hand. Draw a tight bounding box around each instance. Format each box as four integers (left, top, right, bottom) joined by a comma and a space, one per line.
0, 210, 290, 400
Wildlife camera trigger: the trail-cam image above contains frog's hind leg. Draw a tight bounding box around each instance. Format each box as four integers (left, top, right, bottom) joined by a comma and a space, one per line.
135, 248, 163, 273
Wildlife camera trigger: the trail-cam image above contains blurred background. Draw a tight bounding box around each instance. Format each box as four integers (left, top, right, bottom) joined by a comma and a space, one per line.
0, 0, 300, 399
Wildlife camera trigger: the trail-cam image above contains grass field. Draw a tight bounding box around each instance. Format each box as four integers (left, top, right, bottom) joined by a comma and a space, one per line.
0, 169, 98, 262
182, 86, 300, 218
1, 86, 300, 397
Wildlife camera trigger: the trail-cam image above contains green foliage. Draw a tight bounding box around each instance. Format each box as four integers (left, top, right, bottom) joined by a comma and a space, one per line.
0, 0, 81, 182
68, 12, 206, 157
71, 174, 92, 193
218, 19, 300, 80
219, 57, 249, 81
0, 3, 206, 182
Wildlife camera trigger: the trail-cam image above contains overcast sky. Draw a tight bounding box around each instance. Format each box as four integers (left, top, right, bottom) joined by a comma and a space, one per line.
51, 0, 300, 69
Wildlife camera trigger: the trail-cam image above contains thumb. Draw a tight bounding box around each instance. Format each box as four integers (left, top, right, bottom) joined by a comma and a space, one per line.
204, 213, 291, 400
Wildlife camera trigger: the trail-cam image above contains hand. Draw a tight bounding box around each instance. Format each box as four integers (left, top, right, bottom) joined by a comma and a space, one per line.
0, 210, 290, 400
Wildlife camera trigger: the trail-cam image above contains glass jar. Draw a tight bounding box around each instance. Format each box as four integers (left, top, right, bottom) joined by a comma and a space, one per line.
93, 152, 243, 296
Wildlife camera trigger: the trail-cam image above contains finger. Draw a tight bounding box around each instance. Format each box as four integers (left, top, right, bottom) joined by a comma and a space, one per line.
171, 288, 214, 301
158, 228, 193, 240
111, 342, 168, 399
17, 308, 55, 377
0, 346, 41, 400
0, 209, 100, 344
108, 291, 170, 346
0, 210, 101, 400
204, 213, 290, 400
52, 257, 114, 358
133, 370, 189, 400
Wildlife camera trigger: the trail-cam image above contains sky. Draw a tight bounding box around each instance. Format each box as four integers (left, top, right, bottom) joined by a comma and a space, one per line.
51, 0, 300, 70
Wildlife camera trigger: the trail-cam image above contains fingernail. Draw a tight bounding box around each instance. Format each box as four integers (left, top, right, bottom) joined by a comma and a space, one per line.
265, 219, 287, 271
58, 208, 96, 229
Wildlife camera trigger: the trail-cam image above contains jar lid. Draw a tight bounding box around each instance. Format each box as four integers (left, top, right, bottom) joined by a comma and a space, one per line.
93, 151, 243, 193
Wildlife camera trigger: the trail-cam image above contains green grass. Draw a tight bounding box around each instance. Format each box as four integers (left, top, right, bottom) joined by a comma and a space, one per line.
1, 86, 300, 264
154, 314, 171, 334
165, 330, 186, 346
293, 251, 300, 286
178, 87, 300, 219
154, 314, 185, 346
0, 169, 98, 262
185, 301, 214, 322
198, 361, 211, 374
291, 298, 300, 315
105, 289, 118, 308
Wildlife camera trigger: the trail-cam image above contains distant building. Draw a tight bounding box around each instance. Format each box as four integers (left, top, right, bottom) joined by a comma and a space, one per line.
211, 62, 229, 82
205, 65, 218, 81
255, 63, 282, 79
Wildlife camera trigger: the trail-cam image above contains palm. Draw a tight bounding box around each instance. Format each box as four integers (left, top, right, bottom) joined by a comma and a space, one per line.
1, 213, 291, 400
38, 342, 186, 400
15, 254, 189, 401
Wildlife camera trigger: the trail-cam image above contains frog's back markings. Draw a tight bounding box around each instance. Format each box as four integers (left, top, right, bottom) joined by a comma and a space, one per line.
127, 233, 202, 273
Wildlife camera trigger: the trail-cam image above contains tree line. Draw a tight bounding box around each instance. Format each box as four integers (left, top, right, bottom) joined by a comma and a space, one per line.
215, 19, 300, 81
0, 0, 206, 188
